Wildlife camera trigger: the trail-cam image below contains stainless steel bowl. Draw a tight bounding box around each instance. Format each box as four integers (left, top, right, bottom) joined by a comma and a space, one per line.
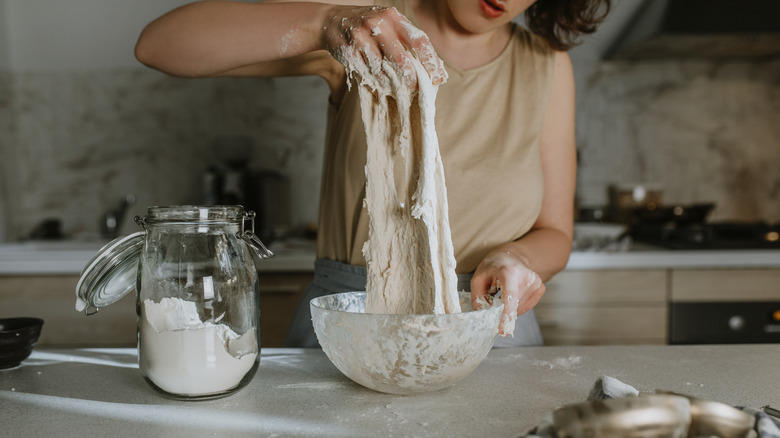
655, 391, 756, 438
553, 394, 691, 438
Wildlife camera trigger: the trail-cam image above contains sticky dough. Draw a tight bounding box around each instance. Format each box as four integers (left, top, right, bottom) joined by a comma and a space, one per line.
335, 38, 460, 315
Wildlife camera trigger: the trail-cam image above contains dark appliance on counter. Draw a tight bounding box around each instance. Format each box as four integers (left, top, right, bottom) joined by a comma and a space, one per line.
625, 200, 780, 344
203, 136, 291, 243
631, 221, 780, 250
670, 302, 780, 344
604, 184, 780, 249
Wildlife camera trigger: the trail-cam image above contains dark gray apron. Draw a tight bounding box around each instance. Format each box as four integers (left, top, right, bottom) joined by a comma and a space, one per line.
284, 259, 544, 348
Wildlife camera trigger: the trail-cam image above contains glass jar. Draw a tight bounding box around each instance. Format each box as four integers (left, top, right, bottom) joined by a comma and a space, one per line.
76, 205, 273, 400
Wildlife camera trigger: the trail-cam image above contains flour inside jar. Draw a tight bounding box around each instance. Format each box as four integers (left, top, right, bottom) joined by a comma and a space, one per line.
139, 297, 258, 396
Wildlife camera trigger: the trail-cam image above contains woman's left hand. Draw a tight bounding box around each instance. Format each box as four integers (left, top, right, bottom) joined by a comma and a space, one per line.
470, 246, 545, 337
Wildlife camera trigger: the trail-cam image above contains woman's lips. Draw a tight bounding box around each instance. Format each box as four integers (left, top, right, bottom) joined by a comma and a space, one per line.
479, 0, 505, 18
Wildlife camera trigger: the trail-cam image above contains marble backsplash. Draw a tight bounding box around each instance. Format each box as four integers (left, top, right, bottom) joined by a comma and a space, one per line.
0, 57, 778, 242
0, 70, 329, 241
574, 58, 780, 223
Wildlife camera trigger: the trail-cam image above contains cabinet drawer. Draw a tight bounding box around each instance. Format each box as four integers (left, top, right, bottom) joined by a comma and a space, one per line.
543, 269, 667, 304
535, 305, 667, 345
671, 269, 780, 302
258, 273, 312, 347
0, 272, 314, 348
0, 275, 137, 347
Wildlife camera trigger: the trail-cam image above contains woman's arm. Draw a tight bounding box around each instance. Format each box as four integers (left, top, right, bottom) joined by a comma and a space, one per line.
471, 50, 576, 335
134, 1, 354, 82
134, 0, 445, 95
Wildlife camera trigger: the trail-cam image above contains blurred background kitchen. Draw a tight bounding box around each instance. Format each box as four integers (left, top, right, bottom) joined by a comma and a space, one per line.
1, 0, 778, 347
0, 0, 778, 243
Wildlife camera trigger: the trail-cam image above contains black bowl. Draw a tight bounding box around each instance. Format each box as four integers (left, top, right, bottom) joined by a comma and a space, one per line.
0, 317, 44, 369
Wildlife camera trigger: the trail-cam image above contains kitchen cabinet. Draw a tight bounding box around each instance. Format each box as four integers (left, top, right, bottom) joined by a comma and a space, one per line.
536, 269, 668, 345
670, 268, 780, 301
3, 261, 778, 347
538, 267, 780, 346
668, 268, 780, 344
0, 272, 312, 348
258, 272, 312, 347
0, 275, 136, 347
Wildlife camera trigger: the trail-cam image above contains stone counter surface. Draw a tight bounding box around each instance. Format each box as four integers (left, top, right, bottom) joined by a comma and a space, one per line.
1, 239, 779, 275
0, 240, 317, 275
1, 346, 779, 437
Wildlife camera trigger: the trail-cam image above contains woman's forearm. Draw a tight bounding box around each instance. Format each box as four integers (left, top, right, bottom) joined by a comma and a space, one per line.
469, 225, 572, 336
135, 1, 334, 77
500, 226, 573, 282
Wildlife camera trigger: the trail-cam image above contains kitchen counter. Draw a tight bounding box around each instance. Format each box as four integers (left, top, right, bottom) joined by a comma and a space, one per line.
0, 240, 317, 275
0, 241, 780, 275
1, 240, 779, 275
566, 248, 780, 270
1, 345, 778, 437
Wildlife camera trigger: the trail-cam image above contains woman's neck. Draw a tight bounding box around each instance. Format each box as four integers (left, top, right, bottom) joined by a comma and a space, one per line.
411, 0, 512, 70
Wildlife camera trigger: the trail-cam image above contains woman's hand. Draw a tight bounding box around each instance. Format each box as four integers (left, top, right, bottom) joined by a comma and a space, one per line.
321, 6, 447, 88
471, 246, 545, 337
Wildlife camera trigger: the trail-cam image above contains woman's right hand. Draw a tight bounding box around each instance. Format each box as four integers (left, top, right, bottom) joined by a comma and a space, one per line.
321, 6, 447, 88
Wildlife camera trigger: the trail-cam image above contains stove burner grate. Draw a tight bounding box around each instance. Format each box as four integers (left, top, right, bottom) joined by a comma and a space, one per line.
631, 222, 780, 250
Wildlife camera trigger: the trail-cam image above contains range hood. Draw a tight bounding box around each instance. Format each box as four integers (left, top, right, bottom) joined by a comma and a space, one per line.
606, 0, 780, 60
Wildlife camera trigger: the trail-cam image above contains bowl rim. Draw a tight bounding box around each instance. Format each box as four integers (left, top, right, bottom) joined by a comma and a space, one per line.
0, 317, 44, 334
309, 291, 503, 317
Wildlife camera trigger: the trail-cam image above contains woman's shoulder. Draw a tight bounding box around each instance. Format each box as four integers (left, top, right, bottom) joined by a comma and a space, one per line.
510, 23, 556, 59
499, 23, 559, 86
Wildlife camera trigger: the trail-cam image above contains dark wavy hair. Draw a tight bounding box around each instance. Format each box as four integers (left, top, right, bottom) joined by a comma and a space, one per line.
525, 0, 612, 51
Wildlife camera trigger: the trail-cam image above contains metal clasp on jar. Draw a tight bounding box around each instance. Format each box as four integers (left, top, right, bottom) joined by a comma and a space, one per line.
238, 210, 274, 261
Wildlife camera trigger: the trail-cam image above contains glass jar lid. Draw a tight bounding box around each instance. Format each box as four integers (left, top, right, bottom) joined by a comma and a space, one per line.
75, 231, 145, 314
142, 205, 245, 225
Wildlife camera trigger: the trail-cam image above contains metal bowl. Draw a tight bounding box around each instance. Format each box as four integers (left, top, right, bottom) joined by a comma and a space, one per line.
553, 394, 692, 438
310, 291, 502, 395
655, 391, 756, 438
0, 317, 44, 369
689, 398, 756, 438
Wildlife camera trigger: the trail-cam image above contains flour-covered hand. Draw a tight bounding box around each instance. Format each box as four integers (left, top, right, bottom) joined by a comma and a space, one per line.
321, 6, 447, 88
471, 248, 545, 337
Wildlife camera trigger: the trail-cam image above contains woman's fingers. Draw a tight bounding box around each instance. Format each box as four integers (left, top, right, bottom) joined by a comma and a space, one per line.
498, 285, 521, 337
386, 11, 447, 85
471, 253, 546, 337
470, 270, 494, 311
496, 268, 545, 336
405, 31, 447, 85
516, 269, 544, 315
322, 6, 445, 88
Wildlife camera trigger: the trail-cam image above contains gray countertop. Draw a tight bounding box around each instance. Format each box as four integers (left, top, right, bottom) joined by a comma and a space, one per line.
1, 239, 779, 275
0, 240, 317, 275
1, 345, 779, 437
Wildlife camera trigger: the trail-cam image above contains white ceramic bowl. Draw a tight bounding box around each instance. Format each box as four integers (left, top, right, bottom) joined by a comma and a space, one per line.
310, 291, 502, 395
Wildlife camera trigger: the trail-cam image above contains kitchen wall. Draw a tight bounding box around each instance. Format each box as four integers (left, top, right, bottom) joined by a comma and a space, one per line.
573, 58, 780, 222
0, 0, 329, 241
0, 71, 9, 242
0, 1, 779, 242
2, 71, 329, 240
0, 0, 10, 242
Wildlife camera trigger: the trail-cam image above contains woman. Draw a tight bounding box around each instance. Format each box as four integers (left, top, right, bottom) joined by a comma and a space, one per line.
135, 0, 610, 347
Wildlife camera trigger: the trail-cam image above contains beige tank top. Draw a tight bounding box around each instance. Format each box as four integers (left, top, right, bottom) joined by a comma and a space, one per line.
316, 0, 556, 274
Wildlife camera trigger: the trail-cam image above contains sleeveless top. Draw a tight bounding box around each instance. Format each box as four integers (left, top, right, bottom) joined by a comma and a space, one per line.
316, 0, 556, 274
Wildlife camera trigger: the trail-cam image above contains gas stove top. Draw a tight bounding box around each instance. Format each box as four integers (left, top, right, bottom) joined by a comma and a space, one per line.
631, 222, 780, 250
